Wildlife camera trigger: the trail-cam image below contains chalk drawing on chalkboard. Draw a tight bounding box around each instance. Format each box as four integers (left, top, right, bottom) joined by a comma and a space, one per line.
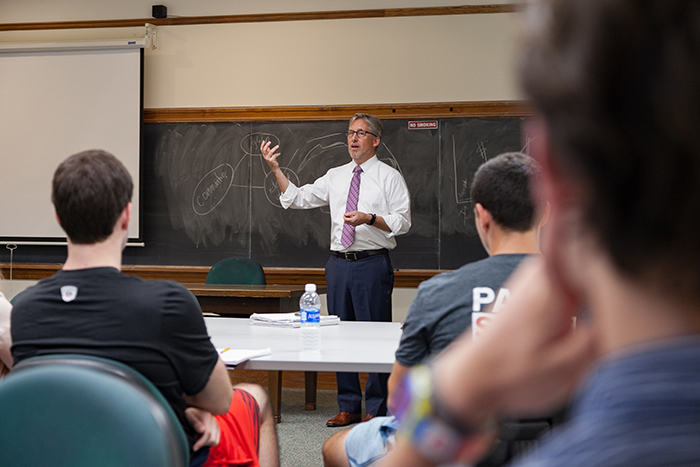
520, 133, 535, 155
192, 163, 234, 216
452, 135, 488, 226
378, 143, 405, 178
264, 167, 299, 207
225, 132, 302, 208
283, 134, 348, 214
155, 123, 415, 253
298, 141, 347, 172
241, 133, 280, 155
307, 132, 344, 143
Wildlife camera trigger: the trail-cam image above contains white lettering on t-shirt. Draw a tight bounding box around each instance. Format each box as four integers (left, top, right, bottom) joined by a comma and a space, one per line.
472, 286, 511, 312
472, 287, 495, 311
492, 288, 511, 313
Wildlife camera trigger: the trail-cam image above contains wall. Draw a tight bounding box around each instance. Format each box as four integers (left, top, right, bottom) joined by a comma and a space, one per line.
0, 1, 523, 108
0, 1, 521, 318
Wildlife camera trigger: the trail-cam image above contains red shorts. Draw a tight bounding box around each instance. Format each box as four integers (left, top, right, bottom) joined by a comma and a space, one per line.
203, 388, 261, 467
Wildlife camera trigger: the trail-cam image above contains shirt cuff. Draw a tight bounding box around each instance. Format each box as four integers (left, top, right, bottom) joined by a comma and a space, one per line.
382, 214, 410, 238
279, 181, 299, 210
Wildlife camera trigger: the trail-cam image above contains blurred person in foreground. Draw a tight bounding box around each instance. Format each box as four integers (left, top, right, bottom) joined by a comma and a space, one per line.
382, 1, 700, 466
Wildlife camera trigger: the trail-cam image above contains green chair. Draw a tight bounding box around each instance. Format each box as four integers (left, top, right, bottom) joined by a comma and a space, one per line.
206, 257, 266, 285
0, 354, 189, 467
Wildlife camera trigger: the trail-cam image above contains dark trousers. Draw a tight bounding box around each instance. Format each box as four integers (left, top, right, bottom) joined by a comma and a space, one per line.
325, 252, 394, 415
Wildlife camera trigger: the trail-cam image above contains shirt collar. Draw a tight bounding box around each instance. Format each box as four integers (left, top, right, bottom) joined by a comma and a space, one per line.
354, 154, 378, 173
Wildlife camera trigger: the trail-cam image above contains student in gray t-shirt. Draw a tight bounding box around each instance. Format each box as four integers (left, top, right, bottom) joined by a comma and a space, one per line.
396, 253, 528, 368
322, 152, 548, 467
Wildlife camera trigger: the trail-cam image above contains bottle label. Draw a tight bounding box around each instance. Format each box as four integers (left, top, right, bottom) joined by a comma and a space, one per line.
301, 309, 321, 323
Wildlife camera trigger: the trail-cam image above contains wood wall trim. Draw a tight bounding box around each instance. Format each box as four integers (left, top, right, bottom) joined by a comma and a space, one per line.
1, 263, 443, 288
0, 5, 518, 32
144, 101, 531, 123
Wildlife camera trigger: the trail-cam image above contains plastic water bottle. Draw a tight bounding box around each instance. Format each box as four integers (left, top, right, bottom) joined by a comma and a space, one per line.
299, 283, 321, 352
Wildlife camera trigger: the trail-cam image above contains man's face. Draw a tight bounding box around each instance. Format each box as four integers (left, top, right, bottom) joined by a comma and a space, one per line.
347, 119, 380, 164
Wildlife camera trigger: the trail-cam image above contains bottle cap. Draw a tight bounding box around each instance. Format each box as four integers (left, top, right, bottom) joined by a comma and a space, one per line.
305, 283, 316, 292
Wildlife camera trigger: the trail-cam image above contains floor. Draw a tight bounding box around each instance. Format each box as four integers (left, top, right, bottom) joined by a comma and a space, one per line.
277, 388, 361, 467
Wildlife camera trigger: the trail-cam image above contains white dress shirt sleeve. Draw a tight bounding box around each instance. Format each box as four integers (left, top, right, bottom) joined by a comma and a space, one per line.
380, 170, 411, 238
279, 173, 331, 210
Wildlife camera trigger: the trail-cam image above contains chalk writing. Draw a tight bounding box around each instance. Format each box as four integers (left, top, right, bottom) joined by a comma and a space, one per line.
264, 167, 299, 207
192, 163, 234, 215
241, 133, 280, 155
152, 118, 522, 269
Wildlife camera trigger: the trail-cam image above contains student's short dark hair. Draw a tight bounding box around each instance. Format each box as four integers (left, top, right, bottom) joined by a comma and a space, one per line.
471, 152, 540, 232
519, 0, 700, 299
52, 150, 133, 244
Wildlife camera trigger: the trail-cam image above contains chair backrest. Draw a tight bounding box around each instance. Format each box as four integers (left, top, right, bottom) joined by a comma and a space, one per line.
206, 257, 266, 285
0, 354, 189, 467
9, 289, 26, 305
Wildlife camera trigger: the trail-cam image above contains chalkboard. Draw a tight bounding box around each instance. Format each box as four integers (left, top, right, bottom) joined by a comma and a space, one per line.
5, 118, 524, 270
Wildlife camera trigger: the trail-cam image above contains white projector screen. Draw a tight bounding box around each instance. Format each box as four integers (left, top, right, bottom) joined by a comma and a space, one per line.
0, 47, 142, 240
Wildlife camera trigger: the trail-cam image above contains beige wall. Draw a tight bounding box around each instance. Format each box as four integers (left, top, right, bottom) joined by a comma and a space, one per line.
144, 14, 520, 108
1, 2, 523, 108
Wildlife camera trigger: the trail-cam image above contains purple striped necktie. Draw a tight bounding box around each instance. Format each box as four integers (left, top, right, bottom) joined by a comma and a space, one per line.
341, 165, 363, 249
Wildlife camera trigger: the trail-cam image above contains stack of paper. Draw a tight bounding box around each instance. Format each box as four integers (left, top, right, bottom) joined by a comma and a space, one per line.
217, 347, 271, 366
249, 312, 340, 328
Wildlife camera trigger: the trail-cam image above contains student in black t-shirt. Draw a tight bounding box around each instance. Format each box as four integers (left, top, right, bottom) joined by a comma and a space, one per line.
11, 150, 279, 467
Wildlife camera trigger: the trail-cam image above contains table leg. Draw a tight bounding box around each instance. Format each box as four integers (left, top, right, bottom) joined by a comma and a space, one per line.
304, 371, 318, 410
267, 370, 282, 423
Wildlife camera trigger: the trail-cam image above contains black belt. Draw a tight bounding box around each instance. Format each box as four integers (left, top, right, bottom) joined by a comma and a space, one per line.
333, 248, 388, 261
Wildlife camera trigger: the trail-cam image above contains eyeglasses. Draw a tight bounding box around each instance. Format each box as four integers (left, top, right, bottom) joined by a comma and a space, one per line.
346, 129, 377, 139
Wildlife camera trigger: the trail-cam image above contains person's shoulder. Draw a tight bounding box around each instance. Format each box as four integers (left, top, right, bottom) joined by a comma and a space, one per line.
93, 269, 171, 291
374, 158, 403, 177
425, 256, 501, 285
327, 160, 354, 175
404, 261, 492, 325
486, 253, 532, 270
10, 272, 63, 308
463, 253, 531, 270
63, 269, 191, 299
460, 254, 530, 280
421, 254, 530, 290
130, 278, 194, 300
121, 279, 200, 319
415, 263, 479, 295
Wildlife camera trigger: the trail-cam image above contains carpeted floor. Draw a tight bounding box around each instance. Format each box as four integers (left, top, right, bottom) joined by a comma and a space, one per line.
277, 388, 364, 467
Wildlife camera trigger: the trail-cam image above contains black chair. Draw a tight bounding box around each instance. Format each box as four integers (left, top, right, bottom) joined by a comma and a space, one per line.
0, 354, 189, 467
478, 409, 568, 466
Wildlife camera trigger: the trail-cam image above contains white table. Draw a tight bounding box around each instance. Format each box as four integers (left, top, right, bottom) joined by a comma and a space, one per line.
204, 317, 402, 421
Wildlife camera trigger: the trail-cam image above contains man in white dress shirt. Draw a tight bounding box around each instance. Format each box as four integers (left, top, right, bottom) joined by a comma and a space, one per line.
261, 113, 411, 427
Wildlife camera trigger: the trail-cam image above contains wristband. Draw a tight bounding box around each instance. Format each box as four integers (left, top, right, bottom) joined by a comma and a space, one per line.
367, 213, 377, 226
391, 364, 496, 464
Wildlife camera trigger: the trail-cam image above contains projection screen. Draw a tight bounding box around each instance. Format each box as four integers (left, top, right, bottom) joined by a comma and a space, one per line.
0, 45, 142, 241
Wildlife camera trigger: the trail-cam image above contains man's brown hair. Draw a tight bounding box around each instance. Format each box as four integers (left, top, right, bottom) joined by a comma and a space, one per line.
52, 150, 133, 244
